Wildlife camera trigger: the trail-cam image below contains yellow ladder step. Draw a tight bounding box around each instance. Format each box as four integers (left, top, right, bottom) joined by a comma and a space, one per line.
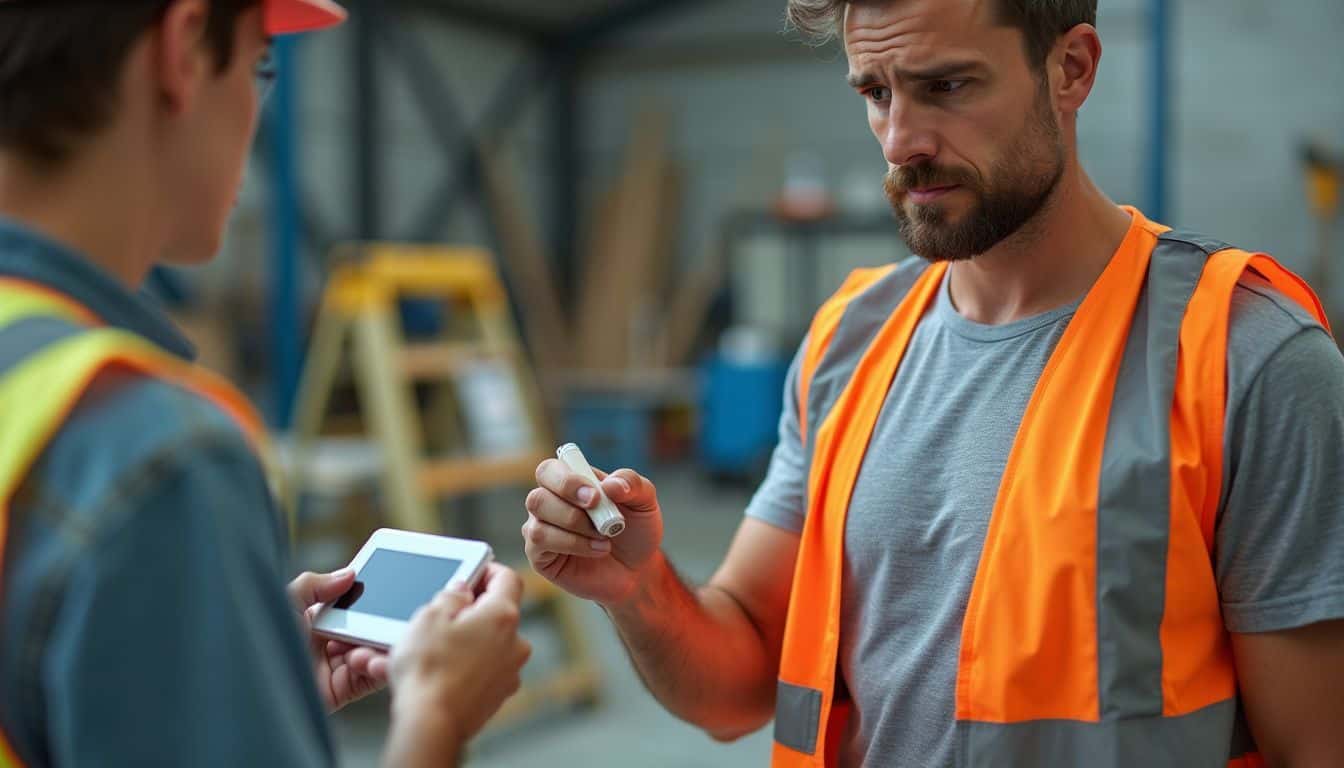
398, 341, 488, 379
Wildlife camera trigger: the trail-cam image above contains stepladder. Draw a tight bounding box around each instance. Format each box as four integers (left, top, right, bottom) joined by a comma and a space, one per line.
286, 242, 602, 726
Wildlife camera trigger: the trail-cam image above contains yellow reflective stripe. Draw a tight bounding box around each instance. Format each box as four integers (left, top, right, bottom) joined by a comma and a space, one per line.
0, 280, 95, 328
0, 330, 153, 544
0, 324, 273, 558
0, 735, 22, 768
0, 328, 118, 768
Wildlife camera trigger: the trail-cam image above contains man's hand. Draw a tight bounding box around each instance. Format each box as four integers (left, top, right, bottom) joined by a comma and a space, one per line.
287, 569, 389, 713
388, 563, 533, 743
522, 460, 664, 605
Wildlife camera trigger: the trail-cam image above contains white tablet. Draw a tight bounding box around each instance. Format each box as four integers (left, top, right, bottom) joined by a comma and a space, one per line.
312, 528, 493, 650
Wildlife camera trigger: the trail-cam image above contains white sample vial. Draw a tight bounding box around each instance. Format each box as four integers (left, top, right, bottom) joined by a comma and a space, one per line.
555, 443, 627, 538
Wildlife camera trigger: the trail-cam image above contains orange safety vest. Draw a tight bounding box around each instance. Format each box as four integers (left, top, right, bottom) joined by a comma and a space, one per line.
771, 208, 1330, 767
0, 278, 266, 768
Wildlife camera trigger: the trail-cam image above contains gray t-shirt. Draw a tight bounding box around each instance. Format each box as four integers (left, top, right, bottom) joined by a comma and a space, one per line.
745, 266, 1344, 768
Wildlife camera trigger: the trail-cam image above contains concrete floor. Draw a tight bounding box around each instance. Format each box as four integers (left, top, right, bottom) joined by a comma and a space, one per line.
329, 465, 776, 767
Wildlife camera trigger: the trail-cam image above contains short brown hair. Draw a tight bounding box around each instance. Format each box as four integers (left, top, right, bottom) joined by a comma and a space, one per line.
0, 0, 261, 166
786, 0, 1098, 69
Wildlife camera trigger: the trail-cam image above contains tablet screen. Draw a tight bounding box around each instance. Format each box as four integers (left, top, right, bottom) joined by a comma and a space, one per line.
334, 549, 463, 621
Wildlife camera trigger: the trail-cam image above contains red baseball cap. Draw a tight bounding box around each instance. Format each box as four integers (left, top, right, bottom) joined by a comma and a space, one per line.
266, 0, 347, 35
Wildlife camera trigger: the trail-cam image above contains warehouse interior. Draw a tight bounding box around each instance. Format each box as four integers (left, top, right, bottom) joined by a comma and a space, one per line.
98, 0, 1344, 765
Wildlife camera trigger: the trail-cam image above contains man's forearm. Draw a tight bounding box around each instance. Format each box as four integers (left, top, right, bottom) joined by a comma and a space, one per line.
605, 551, 778, 738
382, 709, 462, 768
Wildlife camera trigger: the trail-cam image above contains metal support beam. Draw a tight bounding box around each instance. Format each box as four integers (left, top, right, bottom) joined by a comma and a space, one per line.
550, 49, 580, 298
566, 0, 713, 47
353, 0, 382, 240
405, 54, 547, 241
266, 36, 303, 428
379, 19, 473, 159
254, 126, 337, 251
377, 16, 495, 242
396, 0, 554, 43
1148, 0, 1170, 221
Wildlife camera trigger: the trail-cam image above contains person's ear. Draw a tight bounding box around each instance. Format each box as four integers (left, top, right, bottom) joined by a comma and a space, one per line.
1052, 23, 1102, 114
153, 0, 212, 115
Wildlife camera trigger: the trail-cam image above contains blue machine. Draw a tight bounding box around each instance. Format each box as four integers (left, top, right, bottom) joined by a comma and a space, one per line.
699, 353, 790, 478
563, 394, 653, 475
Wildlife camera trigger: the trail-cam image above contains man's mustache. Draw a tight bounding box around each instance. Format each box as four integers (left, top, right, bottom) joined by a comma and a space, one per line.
885, 164, 980, 195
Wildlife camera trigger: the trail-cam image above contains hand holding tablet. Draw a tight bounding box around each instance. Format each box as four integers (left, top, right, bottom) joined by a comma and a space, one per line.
312, 528, 494, 650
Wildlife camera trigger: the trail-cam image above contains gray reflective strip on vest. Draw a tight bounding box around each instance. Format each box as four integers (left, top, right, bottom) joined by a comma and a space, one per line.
775, 680, 823, 755
775, 260, 929, 755
0, 316, 85, 377
958, 697, 1238, 768
802, 259, 929, 464
1229, 696, 1256, 758
1095, 237, 1207, 719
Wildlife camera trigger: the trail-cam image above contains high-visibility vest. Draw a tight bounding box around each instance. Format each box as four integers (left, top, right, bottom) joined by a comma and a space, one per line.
0, 278, 266, 768
771, 208, 1331, 768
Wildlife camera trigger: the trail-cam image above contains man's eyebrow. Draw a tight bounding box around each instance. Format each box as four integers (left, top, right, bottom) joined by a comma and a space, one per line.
846, 60, 985, 89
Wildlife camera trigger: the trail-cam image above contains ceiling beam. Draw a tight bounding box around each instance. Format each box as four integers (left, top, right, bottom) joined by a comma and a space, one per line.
563, 0, 715, 47
393, 0, 557, 43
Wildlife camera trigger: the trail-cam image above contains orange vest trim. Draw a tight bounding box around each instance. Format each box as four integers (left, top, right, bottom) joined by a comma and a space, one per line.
772, 208, 1326, 767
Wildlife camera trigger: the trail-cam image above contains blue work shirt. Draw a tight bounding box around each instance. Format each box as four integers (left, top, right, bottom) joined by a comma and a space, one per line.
0, 218, 334, 766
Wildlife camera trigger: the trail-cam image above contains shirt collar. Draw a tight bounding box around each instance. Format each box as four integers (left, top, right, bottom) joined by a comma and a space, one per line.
0, 216, 197, 361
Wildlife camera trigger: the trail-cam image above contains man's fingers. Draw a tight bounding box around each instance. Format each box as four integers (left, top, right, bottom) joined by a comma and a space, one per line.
326, 639, 356, 658
475, 562, 526, 606
429, 584, 475, 618
535, 458, 600, 509
344, 646, 389, 682
287, 568, 355, 611
526, 488, 602, 537
600, 469, 657, 513
522, 516, 612, 560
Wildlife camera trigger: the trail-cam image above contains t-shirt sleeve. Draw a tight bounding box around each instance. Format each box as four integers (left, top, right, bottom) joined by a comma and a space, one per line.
1216, 325, 1344, 633
44, 428, 335, 767
744, 340, 809, 533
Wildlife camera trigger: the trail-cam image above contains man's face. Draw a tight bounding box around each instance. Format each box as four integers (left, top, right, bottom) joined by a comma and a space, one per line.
161, 4, 269, 265
845, 0, 1066, 261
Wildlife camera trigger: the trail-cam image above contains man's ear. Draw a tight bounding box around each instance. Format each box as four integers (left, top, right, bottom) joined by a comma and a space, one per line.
153, 0, 212, 114
1052, 23, 1102, 115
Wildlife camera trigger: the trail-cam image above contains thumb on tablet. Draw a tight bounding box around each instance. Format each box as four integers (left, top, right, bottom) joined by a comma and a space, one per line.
473, 563, 524, 608
287, 568, 356, 611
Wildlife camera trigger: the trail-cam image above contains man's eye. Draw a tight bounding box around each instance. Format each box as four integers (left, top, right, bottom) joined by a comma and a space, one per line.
929, 79, 967, 94
865, 86, 891, 103
256, 51, 276, 78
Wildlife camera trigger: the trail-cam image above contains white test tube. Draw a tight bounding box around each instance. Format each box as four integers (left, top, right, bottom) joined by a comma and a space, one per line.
556, 443, 627, 538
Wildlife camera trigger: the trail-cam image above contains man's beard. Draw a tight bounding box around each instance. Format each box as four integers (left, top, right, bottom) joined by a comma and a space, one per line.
883, 88, 1066, 262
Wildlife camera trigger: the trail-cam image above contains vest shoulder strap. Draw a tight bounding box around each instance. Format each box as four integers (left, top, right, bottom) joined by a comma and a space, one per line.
1167, 235, 1330, 546
0, 284, 266, 554
0, 281, 267, 768
796, 263, 909, 447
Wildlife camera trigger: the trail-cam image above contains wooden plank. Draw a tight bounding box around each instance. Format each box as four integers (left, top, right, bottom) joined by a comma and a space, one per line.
475, 169, 563, 361
633, 163, 684, 368
575, 185, 625, 370
418, 454, 543, 497
476, 142, 572, 371
659, 259, 725, 366
576, 108, 672, 371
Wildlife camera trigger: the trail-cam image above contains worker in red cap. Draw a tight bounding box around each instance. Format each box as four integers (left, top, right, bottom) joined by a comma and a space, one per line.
0, 2, 529, 766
